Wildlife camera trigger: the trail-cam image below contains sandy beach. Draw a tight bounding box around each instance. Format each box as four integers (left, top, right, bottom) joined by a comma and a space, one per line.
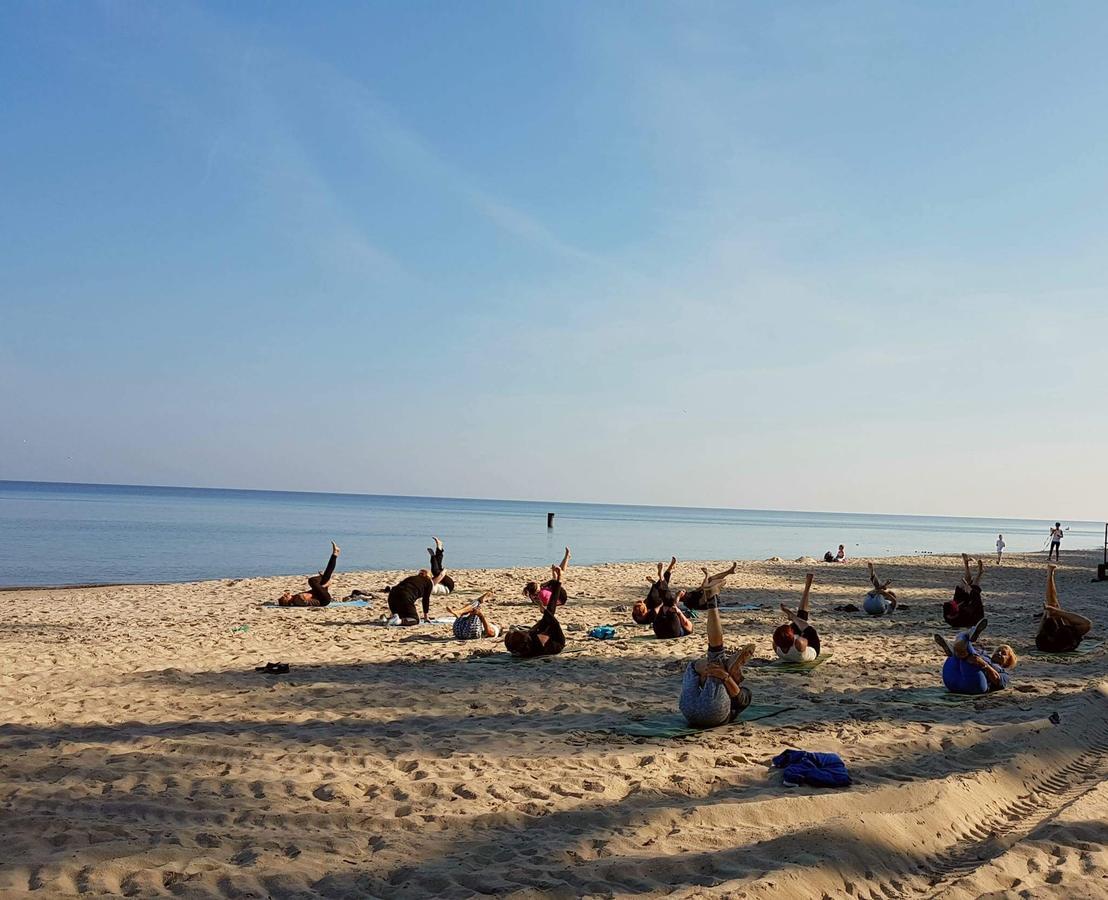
2, 551, 1107, 899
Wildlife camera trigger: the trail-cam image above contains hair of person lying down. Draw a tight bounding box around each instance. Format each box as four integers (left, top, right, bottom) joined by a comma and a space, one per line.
504, 630, 531, 654
522, 581, 539, 598
992, 645, 1018, 669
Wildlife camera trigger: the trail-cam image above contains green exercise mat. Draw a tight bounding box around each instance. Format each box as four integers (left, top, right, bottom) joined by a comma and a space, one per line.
751, 652, 834, 674
605, 704, 796, 738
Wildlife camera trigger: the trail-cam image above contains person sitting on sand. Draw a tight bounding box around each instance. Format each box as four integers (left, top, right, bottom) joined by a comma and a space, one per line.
835, 545, 846, 562
679, 587, 756, 728
680, 562, 739, 610
935, 619, 1017, 694
944, 554, 986, 629
427, 536, 456, 595
776, 573, 821, 662
522, 547, 571, 609
504, 595, 566, 658
385, 567, 450, 625
863, 562, 897, 616
448, 591, 500, 639
633, 557, 677, 624
1036, 564, 1092, 653
278, 543, 340, 607
652, 589, 695, 639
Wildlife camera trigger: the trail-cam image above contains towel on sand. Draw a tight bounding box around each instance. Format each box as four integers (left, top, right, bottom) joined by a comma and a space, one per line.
772, 749, 851, 787
606, 705, 795, 737
263, 598, 372, 609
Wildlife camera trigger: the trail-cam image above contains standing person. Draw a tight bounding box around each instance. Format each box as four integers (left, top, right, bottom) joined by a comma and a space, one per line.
1048, 523, 1064, 562
427, 536, 455, 594
277, 542, 341, 607
995, 534, 1005, 565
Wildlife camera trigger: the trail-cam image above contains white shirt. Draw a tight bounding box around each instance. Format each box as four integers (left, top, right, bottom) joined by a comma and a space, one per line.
996, 539, 1005, 551
1050, 528, 1063, 543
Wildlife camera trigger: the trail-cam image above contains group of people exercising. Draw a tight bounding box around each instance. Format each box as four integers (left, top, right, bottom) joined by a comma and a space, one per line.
276, 540, 1094, 727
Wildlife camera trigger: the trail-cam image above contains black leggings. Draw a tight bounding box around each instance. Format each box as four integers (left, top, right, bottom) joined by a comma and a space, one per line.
307, 551, 338, 605
428, 547, 455, 593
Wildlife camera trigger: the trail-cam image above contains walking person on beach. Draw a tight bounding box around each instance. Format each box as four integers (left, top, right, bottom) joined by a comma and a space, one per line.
1048, 523, 1064, 561
277, 542, 340, 607
995, 534, 1005, 565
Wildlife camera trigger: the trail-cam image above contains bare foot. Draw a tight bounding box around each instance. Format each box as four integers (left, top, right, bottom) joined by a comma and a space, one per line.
670, 556, 677, 567
780, 603, 793, 618
434, 536, 443, 551
734, 643, 757, 667
1047, 563, 1058, 572
726, 562, 737, 575
656, 562, 664, 579
332, 541, 340, 556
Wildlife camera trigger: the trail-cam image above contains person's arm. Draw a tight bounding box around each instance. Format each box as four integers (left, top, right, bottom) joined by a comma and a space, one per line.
966, 653, 1002, 688
704, 663, 741, 697
676, 607, 693, 633
421, 578, 433, 619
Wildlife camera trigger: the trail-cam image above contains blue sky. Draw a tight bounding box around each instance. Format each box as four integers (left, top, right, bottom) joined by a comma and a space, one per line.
2, 2, 1107, 519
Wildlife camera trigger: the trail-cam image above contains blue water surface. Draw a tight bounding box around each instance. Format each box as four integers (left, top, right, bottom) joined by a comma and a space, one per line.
0, 481, 1100, 587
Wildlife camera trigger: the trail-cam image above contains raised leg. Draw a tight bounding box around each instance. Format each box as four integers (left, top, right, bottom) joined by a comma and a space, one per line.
559, 547, 571, 571
664, 556, 677, 582
799, 572, 814, 614
961, 553, 972, 585
1046, 564, 1059, 608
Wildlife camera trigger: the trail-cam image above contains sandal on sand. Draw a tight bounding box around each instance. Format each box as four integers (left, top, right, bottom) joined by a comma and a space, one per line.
255, 662, 290, 674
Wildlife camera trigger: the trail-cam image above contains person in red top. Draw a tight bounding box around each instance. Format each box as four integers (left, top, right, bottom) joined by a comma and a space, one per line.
523, 547, 571, 609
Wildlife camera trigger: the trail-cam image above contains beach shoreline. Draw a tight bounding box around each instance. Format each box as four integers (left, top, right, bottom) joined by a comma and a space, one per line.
2, 551, 1106, 897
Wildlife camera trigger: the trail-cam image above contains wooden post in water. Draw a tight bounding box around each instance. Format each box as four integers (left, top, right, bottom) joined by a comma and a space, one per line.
547, 512, 555, 529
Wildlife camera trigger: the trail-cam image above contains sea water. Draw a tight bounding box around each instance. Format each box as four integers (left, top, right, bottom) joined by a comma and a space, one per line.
0, 481, 1101, 587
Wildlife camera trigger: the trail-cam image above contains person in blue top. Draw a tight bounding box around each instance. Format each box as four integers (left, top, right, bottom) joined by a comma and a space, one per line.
863, 562, 897, 616
934, 619, 1018, 694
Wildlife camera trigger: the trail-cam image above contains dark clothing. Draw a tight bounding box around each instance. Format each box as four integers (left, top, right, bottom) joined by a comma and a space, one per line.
793, 609, 820, 655
652, 605, 689, 639
682, 588, 709, 610
1036, 617, 1083, 653
388, 573, 434, 623
513, 604, 565, 658
729, 685, 753, 721
428, 547, 455, 593
943, 585, 984, 629
306, 551, 339, 605
636, 575, 673, 623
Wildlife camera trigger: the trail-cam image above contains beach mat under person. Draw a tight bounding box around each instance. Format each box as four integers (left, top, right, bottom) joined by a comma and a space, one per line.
1025, 639, 1103, 661
882, 686, 1002, 705
605, 704, 796, 738
749, 651, 834, 674
467, 647, 587, 664
263, 597, 372, 609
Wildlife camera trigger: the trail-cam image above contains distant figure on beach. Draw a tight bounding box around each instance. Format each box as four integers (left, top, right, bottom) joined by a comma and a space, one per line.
522, 547, 571, 609
633, 557, 677, 624
448, 591, 500, 639
935, 620, 1017, 694
824, 545, 846, 563
775, 573, 821, 662
1048, 523, 1064, 561
863, 562, 897, 616
995, 534, 1005, 565
1036, 564, 1092, 653
680, 563, 738, 610
385, 567, 450, 625
679, 583, 755, 728
943, 554, 985, 629
427, 536, 455, 595
504, 593, 565, 658
277, 542, 340, 607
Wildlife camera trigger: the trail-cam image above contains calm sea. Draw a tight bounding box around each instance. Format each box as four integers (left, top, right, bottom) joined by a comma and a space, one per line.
0, 480, 1102, 588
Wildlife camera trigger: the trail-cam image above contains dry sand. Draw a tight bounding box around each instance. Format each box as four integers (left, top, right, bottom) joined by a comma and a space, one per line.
2, 551, 1108, 899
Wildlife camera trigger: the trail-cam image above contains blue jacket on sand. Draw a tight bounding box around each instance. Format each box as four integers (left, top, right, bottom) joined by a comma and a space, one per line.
772, 749, 852, 787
